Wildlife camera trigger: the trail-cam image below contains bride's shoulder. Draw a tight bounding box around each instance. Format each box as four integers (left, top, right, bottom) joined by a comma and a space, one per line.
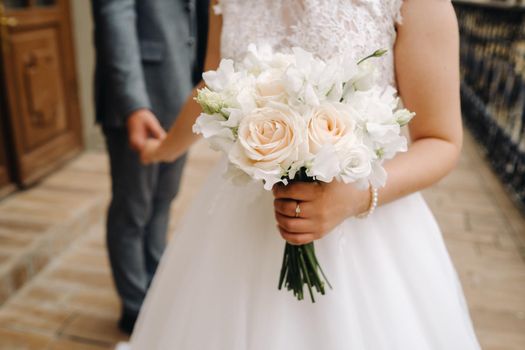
381, 0, 454, 23
396, 0, 456, 24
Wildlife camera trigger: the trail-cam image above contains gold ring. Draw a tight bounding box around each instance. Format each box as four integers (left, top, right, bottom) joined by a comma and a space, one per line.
295, 202, 301, 218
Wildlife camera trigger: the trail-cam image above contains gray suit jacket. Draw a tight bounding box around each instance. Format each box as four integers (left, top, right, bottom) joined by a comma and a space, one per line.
91, 0, 209, 128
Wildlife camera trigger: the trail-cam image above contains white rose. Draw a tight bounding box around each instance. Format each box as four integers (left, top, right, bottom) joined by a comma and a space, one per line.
229, 103, 307, 189
339, 144, 373, 184
255, 68, 287, 105
307, 103, 357, 154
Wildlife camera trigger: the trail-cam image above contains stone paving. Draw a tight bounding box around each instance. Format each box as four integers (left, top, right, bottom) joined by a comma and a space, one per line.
0, 132, 524, 349
0, 153, 109, 307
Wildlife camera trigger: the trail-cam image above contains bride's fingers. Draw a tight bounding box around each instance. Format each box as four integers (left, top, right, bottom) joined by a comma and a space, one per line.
273, 199, 313, 218
277, 226, 316, 245
274, 212, 316, 233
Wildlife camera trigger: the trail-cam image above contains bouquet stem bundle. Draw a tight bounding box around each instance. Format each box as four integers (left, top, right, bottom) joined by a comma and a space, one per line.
278, 241, 332, 302
277, 169, 332, 303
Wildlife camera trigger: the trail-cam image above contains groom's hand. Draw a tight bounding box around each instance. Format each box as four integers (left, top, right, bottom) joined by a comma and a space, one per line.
127, 109, 167, 152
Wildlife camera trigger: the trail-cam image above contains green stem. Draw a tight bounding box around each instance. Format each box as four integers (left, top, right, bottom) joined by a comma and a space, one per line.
303, 245, 325, 294
278, 244, 289, 290
289, 245, 303, 300
308, 244, 332, 290
299, 247, 316, 303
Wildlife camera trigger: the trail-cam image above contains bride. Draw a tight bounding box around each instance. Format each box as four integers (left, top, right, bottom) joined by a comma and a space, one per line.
119, 0, 481, 349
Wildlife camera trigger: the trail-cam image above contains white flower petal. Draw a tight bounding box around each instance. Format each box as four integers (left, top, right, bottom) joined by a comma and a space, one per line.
369, 162, 388, 188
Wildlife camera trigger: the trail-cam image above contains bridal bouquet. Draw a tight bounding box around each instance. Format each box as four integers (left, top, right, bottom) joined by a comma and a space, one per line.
193, 44, 414, 302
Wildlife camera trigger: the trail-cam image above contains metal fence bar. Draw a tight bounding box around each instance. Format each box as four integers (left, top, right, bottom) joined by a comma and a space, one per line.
454, 3, 525, 208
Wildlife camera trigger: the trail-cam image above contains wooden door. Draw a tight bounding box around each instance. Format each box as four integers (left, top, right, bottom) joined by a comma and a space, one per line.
0, 0, 82, 186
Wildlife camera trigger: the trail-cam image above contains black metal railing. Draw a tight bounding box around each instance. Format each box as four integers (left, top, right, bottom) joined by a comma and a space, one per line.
454, 1, 525, 208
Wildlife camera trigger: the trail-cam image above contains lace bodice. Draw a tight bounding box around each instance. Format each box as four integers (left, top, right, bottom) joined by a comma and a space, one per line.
217, 0, 403, 88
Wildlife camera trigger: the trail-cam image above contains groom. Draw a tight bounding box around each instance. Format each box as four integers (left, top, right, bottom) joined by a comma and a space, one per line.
91, 0, 209, 334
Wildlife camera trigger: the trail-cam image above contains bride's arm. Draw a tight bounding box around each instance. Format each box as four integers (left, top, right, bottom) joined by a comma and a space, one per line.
141, 3, 222, 163
381, 0, 462, 204
273, 0, 462, 244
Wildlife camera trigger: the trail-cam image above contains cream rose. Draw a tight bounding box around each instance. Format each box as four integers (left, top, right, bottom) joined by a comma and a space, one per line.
229, 104, 306, 189
307, 103, 356, 154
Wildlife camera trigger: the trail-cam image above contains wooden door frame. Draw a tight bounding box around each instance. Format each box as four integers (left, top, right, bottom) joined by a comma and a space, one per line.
0, 23, 15, 198
0, 109, 16, 198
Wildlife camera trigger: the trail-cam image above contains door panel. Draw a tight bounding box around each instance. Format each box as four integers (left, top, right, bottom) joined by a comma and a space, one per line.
12, 27, 68, 151
1, 0, 82, 186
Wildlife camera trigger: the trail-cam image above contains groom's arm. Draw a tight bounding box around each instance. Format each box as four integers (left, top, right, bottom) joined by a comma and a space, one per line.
91, 0, 165, 150
91, 0, 151, 120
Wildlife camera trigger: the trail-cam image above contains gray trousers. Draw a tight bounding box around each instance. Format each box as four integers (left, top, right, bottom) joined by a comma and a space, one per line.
104, 127, 187, 314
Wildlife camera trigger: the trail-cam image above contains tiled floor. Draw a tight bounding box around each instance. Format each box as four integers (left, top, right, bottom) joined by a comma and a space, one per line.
0, 133, 524, 349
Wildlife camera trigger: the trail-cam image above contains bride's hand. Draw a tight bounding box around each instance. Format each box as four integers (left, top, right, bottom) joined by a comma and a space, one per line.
272, 181, 370, 245
140, 139, 163, 164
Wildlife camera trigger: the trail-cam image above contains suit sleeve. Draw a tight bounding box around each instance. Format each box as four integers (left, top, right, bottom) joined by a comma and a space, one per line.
91, 0, 151, 121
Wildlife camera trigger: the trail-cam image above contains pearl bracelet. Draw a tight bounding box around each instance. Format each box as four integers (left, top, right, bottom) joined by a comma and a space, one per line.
356, 186, 378, 219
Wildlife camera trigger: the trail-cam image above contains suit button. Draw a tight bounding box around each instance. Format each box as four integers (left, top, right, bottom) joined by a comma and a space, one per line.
187, 37, 195, 46
185, 2, 194, 12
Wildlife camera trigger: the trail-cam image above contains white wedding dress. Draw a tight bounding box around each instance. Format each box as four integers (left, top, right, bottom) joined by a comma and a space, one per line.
119, 1, 481, 349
